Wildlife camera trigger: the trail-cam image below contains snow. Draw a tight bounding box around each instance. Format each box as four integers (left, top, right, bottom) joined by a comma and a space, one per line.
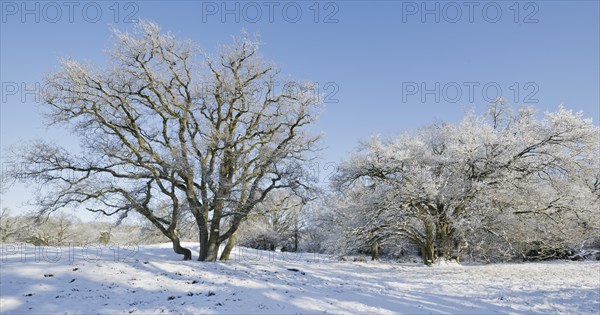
1, 243, 599, 314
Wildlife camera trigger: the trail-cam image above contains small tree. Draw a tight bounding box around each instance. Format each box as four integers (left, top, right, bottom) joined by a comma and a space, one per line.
99, 231, 111, 245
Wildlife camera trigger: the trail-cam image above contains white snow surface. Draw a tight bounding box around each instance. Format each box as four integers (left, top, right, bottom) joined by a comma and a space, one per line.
1, 242, 599, 314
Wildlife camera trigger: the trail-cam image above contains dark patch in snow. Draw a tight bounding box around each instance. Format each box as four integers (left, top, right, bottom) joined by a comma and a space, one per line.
44, 274, 54, 277
287, 268, 306, 275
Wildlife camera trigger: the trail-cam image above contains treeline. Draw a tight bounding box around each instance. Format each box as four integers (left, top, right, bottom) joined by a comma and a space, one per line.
0, 209, 179, 246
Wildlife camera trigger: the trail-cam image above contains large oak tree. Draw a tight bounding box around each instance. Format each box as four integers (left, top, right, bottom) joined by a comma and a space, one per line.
10, 21, 321, 261
334, 103, 599, 264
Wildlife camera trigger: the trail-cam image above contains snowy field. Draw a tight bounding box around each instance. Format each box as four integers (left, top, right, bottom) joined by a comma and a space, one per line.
1, 243, 599, 314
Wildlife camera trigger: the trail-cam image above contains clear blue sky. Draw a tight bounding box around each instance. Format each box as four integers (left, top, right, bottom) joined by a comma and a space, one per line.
1, 1, 599, 217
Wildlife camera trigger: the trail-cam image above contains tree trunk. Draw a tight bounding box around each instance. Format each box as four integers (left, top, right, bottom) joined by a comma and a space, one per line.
436, 222, 449, 260
421, 241, 435, 265
203, 194, 225, 262
190, 204, 212, 262
436, 220, 459, 262
371, 241, 379, 261
293, 225, 299, 252
197, 224, 210, 261
433, 204, 462, 262
421, 218, 436, 265
171, 236, 192, 260
220, 230, 238, 261
203, 239, 219, 262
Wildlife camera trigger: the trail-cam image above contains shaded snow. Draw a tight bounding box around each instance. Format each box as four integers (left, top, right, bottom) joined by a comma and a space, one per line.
1, 243, 598, 314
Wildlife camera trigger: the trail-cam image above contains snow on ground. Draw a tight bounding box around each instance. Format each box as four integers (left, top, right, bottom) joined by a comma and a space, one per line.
1, 243, 598, 314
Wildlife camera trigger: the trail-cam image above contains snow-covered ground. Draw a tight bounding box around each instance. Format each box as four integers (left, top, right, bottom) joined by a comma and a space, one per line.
1, 243, 598, 314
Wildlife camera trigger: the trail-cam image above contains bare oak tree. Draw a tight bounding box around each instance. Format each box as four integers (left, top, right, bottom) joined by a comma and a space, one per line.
9, 21, 320, 261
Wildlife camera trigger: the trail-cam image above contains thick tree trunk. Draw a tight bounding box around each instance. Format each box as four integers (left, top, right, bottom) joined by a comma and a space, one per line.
190, 204, 212, 261
421, 242, 435, 265
195, 214, 224, 261
293, 227, 299, 252
202, 194, 225, 262
203, 213, 222, 261
436, 222, 449, 259
220, 230, 238, 261
436, 220, 460, 262
197, 225, 210, 261
421, 218, 436, 265
371, 241, 379, 261
203, 239, 219, 261
433, 205, 462, 262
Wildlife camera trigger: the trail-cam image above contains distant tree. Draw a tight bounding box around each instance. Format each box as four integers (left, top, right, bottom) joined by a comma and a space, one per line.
0, 208, 28, 242
99, 231, 111, 245
236, 190, 305, 253
334, 103, 599, 264
8, 21, 320, 261
44, 212, 78, 245
297, 197, 333, 253
1, 211, 80, 246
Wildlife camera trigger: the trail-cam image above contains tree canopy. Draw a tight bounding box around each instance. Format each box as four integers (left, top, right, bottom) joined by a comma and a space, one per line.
9, 21, 321, 261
